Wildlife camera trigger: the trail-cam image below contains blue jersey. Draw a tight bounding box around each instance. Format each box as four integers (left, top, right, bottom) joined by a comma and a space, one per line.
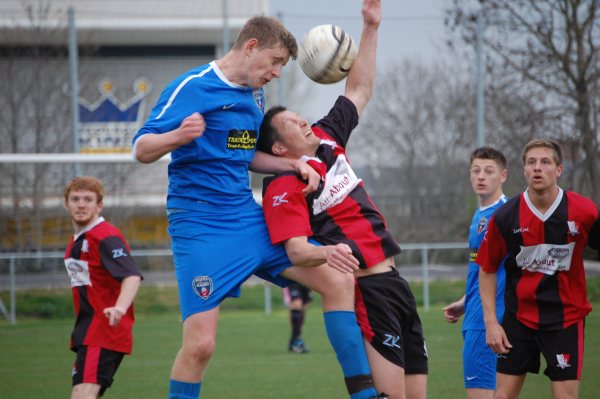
133, 61, 266, 210
462, 194, 507, 331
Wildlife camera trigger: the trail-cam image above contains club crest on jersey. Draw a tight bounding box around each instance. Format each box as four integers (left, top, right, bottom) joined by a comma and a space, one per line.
556, 353, 571, 369
82, 239, 89, 253
192, 276, 213, 300
567, 220, 580, 236
477, 217, 488, 234
252, 89, 264, 112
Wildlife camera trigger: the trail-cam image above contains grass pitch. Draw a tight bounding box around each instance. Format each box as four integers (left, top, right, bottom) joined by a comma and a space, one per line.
1, 282, 599, 398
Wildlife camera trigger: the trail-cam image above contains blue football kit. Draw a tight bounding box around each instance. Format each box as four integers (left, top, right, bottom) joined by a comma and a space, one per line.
134, 61, 290, 317
135, 62, 377, 399
462, 194, 507, 390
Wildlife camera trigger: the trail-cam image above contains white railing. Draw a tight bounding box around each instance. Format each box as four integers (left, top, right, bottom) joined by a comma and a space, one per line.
0, 243, 468, 324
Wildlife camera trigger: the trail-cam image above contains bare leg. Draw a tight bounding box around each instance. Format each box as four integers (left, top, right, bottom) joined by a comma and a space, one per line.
495, 373, 526, 399
466, 388, 495, 399
550, 380, 579, 399
170, 307, 220, 382
71, 383, 101, 399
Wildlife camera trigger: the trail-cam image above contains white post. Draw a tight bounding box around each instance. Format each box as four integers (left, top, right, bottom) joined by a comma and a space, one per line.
10, 256, 16, 324
264, 283, 272, 315
421, 247, 430, 312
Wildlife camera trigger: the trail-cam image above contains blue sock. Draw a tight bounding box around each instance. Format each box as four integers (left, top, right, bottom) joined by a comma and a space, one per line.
169, 380, 201, 399
323, 311, 377, 399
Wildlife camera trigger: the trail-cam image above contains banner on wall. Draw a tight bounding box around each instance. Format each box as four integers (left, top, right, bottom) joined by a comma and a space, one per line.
78, 78, 151, 153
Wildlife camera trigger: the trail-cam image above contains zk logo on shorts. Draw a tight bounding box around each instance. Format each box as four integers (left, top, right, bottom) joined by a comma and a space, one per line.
193, 276, 213, 300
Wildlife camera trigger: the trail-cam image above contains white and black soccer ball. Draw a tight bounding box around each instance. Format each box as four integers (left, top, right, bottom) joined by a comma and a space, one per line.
298, 24, 358, 84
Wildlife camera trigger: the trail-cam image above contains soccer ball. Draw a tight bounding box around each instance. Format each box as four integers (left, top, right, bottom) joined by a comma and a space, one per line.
297, 24, 358, 84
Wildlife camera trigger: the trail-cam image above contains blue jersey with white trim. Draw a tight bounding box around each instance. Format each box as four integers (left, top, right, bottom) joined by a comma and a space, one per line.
134, 61, 265, 210
463, 194, 507, 331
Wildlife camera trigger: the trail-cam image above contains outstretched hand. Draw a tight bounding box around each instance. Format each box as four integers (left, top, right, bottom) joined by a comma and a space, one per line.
362, 0, 382, 28
442, 298, 465, 323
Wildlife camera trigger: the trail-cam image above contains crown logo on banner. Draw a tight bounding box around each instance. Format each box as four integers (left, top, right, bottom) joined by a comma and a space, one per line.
78, 78, 152, 153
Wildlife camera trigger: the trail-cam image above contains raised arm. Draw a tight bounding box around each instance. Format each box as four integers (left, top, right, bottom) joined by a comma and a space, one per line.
344, 0, 381, 117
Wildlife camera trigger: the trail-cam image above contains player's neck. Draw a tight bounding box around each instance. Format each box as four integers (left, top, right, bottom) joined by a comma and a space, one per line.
479, 190, 504, 208
526, 185, 560, 214
216, 51, 247, 86
72, 216, 101, 235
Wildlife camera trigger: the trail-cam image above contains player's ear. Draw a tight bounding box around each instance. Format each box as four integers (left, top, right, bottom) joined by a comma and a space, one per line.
245, 38, 259, 55
272, 141, 287, 156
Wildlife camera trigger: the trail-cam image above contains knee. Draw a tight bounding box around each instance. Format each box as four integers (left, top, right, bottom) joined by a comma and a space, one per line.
320, 270, 355, 299
183, 334, 216, 363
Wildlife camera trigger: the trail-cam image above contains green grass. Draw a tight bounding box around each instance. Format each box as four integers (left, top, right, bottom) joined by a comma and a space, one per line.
1, 281, 600, 398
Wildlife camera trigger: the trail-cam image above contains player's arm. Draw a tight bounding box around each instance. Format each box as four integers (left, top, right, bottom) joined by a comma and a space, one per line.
283, 236, 359, 273
442, 295, 465, 323
133, 112, 206, 163
251, 151, 320, 194
344, 0, 380, 117
103, 275, 141, 326
479, 270, 511, 354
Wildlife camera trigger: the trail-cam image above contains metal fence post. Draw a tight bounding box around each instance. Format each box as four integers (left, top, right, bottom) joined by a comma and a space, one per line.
421, 247, 430, 312
10, 255, 16, 324
264, 283, 272, 315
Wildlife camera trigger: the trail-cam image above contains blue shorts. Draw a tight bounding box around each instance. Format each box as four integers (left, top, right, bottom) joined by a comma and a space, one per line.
168, 204, 292, 320
462, 329, 497, 390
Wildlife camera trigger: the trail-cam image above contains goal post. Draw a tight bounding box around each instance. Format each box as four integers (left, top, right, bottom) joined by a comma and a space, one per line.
0, 153, 170, 163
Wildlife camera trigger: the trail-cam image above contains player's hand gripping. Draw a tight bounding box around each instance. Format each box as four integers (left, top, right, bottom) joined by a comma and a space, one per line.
485, 321, 512, 354
103, 306, 127, 327
325, 243, 360, 273
176, 112, 206, 145
291, 160, 321, 195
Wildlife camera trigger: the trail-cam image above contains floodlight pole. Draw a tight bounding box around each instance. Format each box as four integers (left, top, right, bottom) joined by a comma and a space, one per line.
475, 10, 485, 147
222, 0, 230, 54
68, 7, 81, 176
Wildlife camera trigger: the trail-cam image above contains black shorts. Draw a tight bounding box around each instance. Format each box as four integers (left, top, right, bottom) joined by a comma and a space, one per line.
287, 282, 313, 304
72, 345, 125, 396
355, 269, 428, 374
498, 314, 585, 381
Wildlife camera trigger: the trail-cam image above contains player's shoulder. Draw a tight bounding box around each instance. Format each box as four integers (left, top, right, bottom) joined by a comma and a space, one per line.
88, 220, 124, 241
564, 190, 599, 219
491, 194, 521, 223
262, 172, 305, 196
565, 190, 596, 206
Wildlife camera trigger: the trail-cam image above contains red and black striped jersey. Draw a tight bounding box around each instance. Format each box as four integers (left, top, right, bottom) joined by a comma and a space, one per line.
262, 96, 401, 269
64, 217, 143, 354
476, 189, 599, 331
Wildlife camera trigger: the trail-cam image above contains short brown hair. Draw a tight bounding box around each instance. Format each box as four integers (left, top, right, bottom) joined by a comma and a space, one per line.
522, 138, 563, 166
470, 146, 507, 170
233, 15, 298, 59
64, 176, 104, 203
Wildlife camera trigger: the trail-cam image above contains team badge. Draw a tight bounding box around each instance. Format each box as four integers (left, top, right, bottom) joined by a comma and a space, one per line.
252, 89, 264, 112
192, 276, 213, 300
567, 220, 580, 236
556, 353, 571, 369
477, 217, 488, 234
